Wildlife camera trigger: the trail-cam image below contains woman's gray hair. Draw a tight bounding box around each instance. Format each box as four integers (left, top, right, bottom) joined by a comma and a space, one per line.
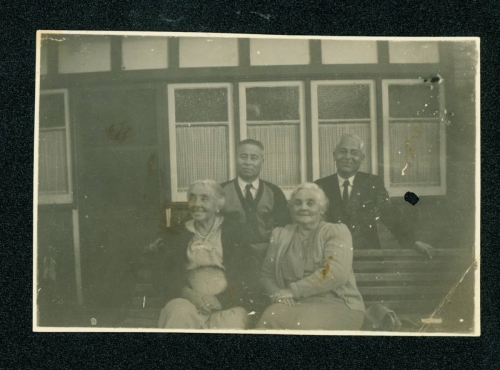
289, 182, 329, 214
187, 179, 226, 209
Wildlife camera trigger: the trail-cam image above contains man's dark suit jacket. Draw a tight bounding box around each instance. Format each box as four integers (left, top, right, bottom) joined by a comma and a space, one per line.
315, 171, 417, 249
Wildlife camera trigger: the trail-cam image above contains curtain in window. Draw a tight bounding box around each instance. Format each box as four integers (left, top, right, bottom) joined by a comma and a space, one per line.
39, 130, 68, 193
176, 126, 229, 190
318, 123, 371, 178
388, 122, 440, 186
248, 124, 300, 187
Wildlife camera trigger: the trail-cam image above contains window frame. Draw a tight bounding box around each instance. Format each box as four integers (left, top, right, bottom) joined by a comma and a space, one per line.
311, 80, 378, 180
38, 88, 73, 205
238, 81, 307, 198
382, 79, 447, 197
167, 82, 235, 202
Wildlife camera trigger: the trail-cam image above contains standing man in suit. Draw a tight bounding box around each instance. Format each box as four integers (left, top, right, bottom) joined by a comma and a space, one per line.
221, 139, 291, 244
315, 133, 434, 258
221, 139, 291, 318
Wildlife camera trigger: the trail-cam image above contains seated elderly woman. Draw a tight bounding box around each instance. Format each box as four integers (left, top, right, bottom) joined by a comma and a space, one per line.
154, 180, 258, 330
256, 183, 365, 331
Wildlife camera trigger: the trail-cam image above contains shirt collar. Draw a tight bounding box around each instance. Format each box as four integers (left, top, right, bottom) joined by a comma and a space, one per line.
337, 173, 356, 187
238, 177, 260, 192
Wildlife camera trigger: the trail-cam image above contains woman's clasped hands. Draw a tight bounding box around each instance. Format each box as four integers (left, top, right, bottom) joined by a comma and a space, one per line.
272, 289, 296, 306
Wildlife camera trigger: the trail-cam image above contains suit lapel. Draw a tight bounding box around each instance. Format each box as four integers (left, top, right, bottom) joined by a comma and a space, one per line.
330, 174, 342, 204
327, 174, 343, 221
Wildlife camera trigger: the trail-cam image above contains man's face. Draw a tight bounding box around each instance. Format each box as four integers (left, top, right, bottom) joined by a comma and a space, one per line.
236, 144, 264, 182
333, 137, 365, 178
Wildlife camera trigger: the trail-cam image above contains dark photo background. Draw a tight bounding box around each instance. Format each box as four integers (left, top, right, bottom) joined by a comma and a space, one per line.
2, 0, 499, 368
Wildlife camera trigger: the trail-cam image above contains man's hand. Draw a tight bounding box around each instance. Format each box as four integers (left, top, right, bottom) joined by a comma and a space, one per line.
415, 241, 435, 259
250, 243, 270, 261
251, 243, 269, 254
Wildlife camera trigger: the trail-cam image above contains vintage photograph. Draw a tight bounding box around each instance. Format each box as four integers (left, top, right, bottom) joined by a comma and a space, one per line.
34, 31, 479, 335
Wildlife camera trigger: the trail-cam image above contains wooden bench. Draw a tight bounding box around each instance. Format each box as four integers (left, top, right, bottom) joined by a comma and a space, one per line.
119, 247, 472, 331
353, 248, 472, 331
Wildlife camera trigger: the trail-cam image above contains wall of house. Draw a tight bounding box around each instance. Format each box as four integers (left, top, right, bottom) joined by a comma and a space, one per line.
37, 35, 478, 310
37, 206, 76, 324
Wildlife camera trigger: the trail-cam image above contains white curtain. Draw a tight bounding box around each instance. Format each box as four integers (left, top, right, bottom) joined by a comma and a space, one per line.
318, 122, 371, 178
176, 126, 229, 190
39, 130, 68, 194
388, 121, 440, 186
248, 124, 301, 187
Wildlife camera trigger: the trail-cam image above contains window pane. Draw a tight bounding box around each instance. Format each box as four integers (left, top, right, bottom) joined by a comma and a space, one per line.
175, 88, 228, 123
319, 123, 371, 177
389, 41, 439, 64
179, 38, 238, 68
248, 124, 301, 186
321, 40, 378, 64
40, 93, 65, 128
176, 126, 229, 190
389, 84, 440, 118
388, 122, 441, 186
246, 86, 299, 121
318, 84, 371, 119
122, 36, 168, 70
250, 39, 309, 66
39, 130, 68, 193
58, 35, 111, 74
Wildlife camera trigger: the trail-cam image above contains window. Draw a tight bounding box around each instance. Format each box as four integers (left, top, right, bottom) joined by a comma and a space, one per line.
168, 83, 235, 201
382, 79, 446, 196
249, 39, 310, 66
311, 80, 377, 180
388, 41, 440, 64
122, 36, 168, 70
179, 37, 238, 68
239, 81, 306, 197
58, 35, 111, 74
321, 40, 378, 64
38, 89, 73, 204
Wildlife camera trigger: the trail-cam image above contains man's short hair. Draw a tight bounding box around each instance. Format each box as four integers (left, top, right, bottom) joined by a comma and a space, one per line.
236, 139, 265, 152
334, 133, 365, 156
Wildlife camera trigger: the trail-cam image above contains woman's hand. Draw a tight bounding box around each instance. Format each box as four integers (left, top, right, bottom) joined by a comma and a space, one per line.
273, 289, 295, 306
182, 286, 212, 315
202, 295, 222, 311
279, 298, 297, 307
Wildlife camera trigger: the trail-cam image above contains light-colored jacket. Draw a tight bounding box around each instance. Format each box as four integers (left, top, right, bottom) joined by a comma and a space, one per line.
260, 222, 365, 313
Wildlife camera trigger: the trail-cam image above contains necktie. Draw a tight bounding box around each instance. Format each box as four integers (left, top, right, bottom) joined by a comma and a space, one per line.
245, 183, 254, 208
342, 180, 350, 206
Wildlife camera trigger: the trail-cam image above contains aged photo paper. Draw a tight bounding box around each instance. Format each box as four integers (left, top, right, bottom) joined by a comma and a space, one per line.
34, 31, 480, 335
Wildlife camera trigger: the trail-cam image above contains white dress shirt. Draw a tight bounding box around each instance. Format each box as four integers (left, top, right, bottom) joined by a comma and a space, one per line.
238, 177, 260, 199
337, 174, 356, 200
